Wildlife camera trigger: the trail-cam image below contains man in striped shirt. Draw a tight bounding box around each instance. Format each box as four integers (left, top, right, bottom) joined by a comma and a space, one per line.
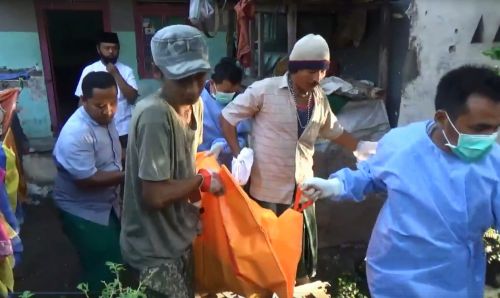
221, 34, 374, 283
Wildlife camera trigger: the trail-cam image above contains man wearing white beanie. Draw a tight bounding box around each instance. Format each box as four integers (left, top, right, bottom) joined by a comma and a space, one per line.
220, 34, 374, 283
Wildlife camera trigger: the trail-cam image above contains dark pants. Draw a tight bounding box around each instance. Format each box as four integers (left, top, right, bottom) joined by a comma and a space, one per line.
119, 134, 128, 149
59, 210, 122, 293
254, 198, 318, 279
119, 134, 127, 205
11, 112, 29, 164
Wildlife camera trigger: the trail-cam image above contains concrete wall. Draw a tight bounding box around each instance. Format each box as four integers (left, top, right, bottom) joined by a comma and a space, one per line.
399, 0, 500, 126
0, 0, 227, 144
0, 1, 53, 143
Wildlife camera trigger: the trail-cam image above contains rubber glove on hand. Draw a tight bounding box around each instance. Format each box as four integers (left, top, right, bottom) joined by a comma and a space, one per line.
301, 177, 343, 201
353, 141, 378, 162
198, 169, 224, 196
231, 147, 254, 185
205, 142, 225, 159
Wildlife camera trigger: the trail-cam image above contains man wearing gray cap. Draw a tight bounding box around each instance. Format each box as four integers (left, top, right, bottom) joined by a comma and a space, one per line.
120, 25, 223, 297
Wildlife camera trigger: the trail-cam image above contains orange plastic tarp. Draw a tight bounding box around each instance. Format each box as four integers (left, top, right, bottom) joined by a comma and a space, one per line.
0, 88, 19, 137
194, 153, 304, 298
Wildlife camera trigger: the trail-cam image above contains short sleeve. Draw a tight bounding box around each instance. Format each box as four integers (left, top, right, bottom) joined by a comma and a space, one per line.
319, 105, 344, 140
193, 99, 204, 149
74, 66, 91, 98
123, 66, 138, 91
55, 132, 97, 180
221, 83, 264, 126
136, 114, 172, 181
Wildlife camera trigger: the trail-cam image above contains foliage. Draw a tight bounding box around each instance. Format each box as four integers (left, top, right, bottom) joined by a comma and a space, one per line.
335, 275, 368, 298
78, 262, 147, 298
19, 291, 34, 298
483, 46, 500, 75
483, 46, 500, 61
484, 228, 500, 264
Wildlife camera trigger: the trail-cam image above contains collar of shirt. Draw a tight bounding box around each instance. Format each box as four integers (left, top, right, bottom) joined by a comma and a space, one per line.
204, 80, 213, 95
77, 106, 110, 128
279, 73, 289, 89
278, 73, 322, 103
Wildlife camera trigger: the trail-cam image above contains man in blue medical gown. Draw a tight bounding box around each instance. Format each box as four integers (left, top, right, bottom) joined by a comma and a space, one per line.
302, 65, 500, 297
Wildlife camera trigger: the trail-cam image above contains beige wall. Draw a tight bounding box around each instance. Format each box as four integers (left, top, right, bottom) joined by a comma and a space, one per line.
0, 0, 37, 31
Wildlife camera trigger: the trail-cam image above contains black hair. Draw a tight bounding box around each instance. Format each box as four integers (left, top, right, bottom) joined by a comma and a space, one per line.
82, 71, 117, 99
211, 57, 243, 85
435, 65, 500, 119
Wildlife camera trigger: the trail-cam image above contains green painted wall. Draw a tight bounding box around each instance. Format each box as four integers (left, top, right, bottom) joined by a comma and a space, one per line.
0, 32, 52, 140
116, 31, 162, 99
0, 32, 42, 68
0, 28, 227, 141
206, 32, 229, 71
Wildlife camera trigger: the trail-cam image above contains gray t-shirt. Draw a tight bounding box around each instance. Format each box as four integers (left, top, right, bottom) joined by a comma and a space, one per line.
120, 90, 203, 270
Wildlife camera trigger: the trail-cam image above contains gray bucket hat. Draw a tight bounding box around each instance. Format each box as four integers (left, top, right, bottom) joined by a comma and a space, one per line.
151, 25, 211, 80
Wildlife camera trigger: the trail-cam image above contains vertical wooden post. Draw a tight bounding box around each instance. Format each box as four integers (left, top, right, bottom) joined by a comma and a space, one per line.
378, 2, 390, 95
248, 19, 257, 77
287, 3, 297, 54
257, 13, 264, 78
226, 7, 236, 57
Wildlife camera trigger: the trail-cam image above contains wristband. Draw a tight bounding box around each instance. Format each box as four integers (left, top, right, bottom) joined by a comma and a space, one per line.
197, 169, 211, 192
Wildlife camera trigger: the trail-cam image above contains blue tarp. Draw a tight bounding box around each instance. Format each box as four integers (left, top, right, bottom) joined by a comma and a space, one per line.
0, 69, 31, 81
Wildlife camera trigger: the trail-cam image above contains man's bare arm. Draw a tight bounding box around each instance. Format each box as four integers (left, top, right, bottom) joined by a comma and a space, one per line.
141, 175, 203, 209
76, 171, 124, 189
220, 115, 241, 157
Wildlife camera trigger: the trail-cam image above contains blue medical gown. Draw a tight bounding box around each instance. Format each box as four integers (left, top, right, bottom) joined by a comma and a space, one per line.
198, 85, 251, 168
331, 121, 500, 298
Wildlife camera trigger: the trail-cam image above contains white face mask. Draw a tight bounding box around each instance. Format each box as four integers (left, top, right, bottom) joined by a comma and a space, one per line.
214, 91, 235, 105
212, 83, 235, 105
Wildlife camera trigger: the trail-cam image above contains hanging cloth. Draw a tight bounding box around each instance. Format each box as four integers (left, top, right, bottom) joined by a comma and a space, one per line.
234, 0, 255, 68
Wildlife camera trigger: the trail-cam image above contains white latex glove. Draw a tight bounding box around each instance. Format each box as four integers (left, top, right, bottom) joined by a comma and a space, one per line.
301, 177, 343, 201
353, 141, 378, 162
205, 142, 225, 159
231, 147, 254, 185
191, 200, 202, 208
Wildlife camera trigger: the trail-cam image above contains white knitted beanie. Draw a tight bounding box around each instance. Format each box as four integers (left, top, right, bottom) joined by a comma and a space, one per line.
288, 34, 330, 72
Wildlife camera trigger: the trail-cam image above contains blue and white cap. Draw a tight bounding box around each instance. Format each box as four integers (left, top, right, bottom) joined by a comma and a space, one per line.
151, 25, 211, 79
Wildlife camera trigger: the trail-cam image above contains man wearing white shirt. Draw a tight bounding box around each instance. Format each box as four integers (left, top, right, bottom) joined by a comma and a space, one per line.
75, 32, 138, 148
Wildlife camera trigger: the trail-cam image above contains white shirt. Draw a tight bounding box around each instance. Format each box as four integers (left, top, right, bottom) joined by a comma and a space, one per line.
75, 60, 138, 136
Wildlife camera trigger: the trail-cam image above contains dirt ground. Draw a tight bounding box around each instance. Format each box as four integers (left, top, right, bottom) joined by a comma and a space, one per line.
12, 197, 500, 298
14, 200, 82, 297
11, 199, 371, 297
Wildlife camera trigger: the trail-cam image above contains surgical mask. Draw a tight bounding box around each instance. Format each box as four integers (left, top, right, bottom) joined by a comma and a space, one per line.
214, 91, 235, 105
442, 113, 498, 162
